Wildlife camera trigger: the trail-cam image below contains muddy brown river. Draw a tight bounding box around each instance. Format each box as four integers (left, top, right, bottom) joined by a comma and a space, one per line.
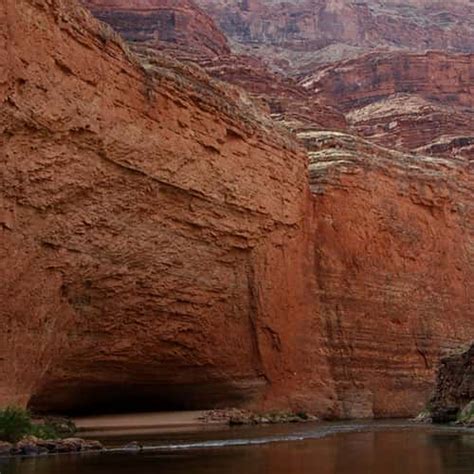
2, 421, 473, 473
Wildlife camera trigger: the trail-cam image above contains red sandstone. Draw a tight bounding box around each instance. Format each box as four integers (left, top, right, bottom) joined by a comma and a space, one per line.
0, 0, 473, 419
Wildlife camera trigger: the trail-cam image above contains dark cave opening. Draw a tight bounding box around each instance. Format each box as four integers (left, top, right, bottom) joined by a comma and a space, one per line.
27, 379, 264, 416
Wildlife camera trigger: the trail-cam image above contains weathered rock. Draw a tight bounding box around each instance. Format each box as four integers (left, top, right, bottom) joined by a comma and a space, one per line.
196, 0, 474, 70
0, 0, 334, 415
457, 400, 474, 425
5, 436, 104, 456
430, 344, 474, 423
80, 1, 347, 133
0, 0, 473, 420
83, 2, 473, 158
301, 51, 474, 159
200, 408, 318, 425
81, 0, 231, 60
303, 131, 474, 418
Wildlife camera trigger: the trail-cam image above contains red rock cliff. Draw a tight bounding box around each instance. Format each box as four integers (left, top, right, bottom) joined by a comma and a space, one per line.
301, 51, 474, 159
80, 0, 347, 133
196, 0, 474, 69
303, 131, 474, 417
1, 0, 473, 418
0, 0, 334, 413
82, 0, 231, 59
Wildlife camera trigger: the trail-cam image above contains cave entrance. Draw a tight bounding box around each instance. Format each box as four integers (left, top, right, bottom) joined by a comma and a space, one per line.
27, 379, 263, 417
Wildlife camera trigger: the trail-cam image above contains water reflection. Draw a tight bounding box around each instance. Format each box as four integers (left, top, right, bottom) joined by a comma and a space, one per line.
2, 426, 474, 474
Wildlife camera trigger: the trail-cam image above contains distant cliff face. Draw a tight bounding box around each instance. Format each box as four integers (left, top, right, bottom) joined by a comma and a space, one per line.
300, 51, 474, 159
195, 0, 474, 69
81, 0, 231, 58
93, 0, 473, 159
81, 0, 348, 132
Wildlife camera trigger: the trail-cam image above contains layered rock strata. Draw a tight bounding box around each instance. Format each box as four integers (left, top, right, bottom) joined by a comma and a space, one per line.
196, 0, 474, 70
0, 0, 334, 413
301, 51, 474, 159
82, 2, 474, 159
303, 131, 474, 417
1, 0, 473, 419
81, 0, 347, 132
82, 0, 231, 59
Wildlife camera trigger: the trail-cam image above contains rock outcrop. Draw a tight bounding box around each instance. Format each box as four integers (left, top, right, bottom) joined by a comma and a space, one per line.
429, 344, 473, 423
81, 0, 231, 60
196, 0, 474, 70
303, 131, 474, 417
83, 2, 474, 159
301, 51, 474, 159
0, 0, 334, 414
1, 0, 473, 419
80, 0, 347, 133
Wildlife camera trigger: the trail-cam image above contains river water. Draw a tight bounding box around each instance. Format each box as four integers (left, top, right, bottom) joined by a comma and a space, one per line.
2, 421, 474, 473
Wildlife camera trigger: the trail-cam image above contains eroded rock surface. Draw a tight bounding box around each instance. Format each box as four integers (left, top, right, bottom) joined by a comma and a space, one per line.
81, 0, 231, 59
303, 131, 474, 417
1, 0, 334, 414
430, 344, 474, 423
301, 51, 474, 159
82, 2, 474, 159
196, 0, 474, 70
1, 0, 473, 419
81, 0, 347, 133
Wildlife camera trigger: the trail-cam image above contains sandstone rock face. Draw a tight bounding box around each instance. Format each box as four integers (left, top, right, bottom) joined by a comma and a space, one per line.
302, 131, 474, 417
197, 53, 347, 132
1, 0, 473, 419
303, 51, 474, 111
196, 0, 474, 69
81, 0, 231, 59
430, 344, 473, 423
80, 0, 347, 133
84, 2, 474, 160
0, 0, 334, 413
301, 51, 474, 159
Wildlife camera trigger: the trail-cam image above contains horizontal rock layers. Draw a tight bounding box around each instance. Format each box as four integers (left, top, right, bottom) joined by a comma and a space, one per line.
81, 0, 231, 59
301, 51, 474, 159
81, 0, 347, 133
303, 131, 474, 417
1, 0, 473, 418
196, 0, 474, 69
84, 2, 474, 159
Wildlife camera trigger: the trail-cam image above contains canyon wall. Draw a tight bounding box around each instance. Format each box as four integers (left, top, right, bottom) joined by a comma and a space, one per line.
82, 0, 230, 59
83, 2, 474, 158
1, 0, 473, 419
303, 131, 474, 417
0, 0, 335, 414
81, 0, 348, 133
301, 51, 474, 159
196, 0, 474, 69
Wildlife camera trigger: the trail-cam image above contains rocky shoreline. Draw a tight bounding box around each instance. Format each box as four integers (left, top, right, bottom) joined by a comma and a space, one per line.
417, 344, 474, 427
0, 436, 103, 457
0, 409, 320, 458
199, 409, 319, 426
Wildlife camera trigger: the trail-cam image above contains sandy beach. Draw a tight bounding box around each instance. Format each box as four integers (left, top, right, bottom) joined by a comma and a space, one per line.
73, 411, 225, 438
